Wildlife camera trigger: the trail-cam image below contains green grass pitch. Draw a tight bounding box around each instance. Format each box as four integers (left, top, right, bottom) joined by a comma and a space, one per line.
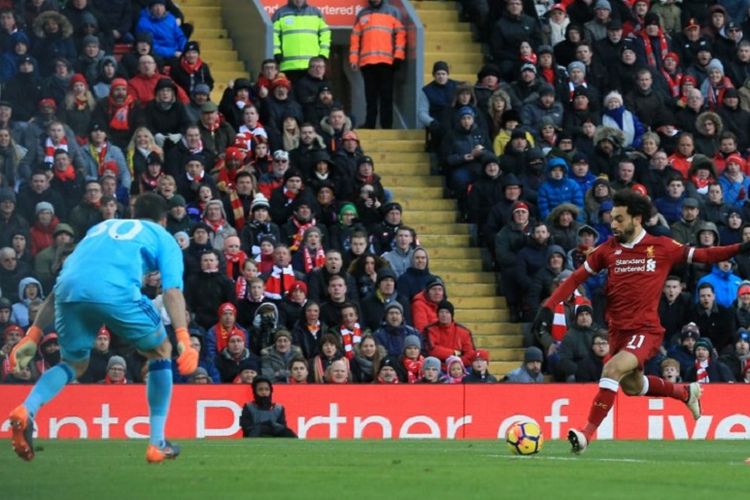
1, 440, 748, 499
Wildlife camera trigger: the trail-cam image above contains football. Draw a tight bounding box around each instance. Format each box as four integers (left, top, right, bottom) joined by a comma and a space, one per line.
505, 420, 544, 455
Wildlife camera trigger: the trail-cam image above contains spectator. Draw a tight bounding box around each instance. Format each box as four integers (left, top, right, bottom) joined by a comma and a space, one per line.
31, 10, 76, 78
33, 223, 74, 292
505, 346, 544, 383
215, 329, 260, 383
240, 377, 297, 437
360, 267, 411, 330
411, 276, 445, 332
463, 350, 497, 383
128, 54, 187, 107
685, 337, 735, 382
135, 0, 186, 62
0, 188, 28, 249
670, 198, 702, 244
171, 40, 213, 96
659, 275, 693, 345
28, 201, 58, 256
696, 260, 742, 308
689, 282, 736, 353
348, 0, 405, 129
205, 301, 249, 361
77, 326, 113, 383
100, 355, 128, 384
575, 331, 610, 382
374, 301, 421, 358
528, 244, 570, 315
425, 300, 476, 367
186, 249, 236, 329
261, 329, 302, 382
312, 333, 347, 383
556, 303, 599, 381
350, 332, 384, 383
10, 277, 43, 328
441, 106, 492, 201
271, 0, 330, 80
537, 157, 583, 221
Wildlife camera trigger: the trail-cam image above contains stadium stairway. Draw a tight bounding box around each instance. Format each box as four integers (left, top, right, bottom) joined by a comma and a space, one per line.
179, 0, 251, 103
415, 0, 484, 85
357, 129, 524, 377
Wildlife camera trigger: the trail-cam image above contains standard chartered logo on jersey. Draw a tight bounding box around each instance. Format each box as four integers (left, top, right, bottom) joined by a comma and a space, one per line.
614, 257, 656, 273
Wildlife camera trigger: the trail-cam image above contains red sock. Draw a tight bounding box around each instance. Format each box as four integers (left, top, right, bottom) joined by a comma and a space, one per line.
582, 378, 618, 441
644, 375, 688, 401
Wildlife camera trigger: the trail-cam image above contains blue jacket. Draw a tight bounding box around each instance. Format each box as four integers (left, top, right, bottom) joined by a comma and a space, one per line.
695, 265, 742, 308
136, 8, 186, 58
718, 172, 750, 209
654, 194, 685, 225
537, 157, 584, 219
374, 323, 423, 357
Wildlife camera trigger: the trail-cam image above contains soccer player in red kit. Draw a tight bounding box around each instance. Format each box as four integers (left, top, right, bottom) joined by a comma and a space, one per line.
534, 190, 745, 453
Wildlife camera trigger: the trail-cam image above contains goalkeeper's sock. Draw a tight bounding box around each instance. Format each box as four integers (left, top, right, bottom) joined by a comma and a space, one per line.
582, 377, 619, 441
24, 362, 75, 418
147, 359, 173, 447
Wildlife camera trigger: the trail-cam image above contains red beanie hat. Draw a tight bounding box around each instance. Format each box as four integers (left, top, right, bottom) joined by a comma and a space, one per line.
70, 73, 88, 89
225, 146, 246, 162
727, 154, 746, 170
111, 78, 128, 89
218, 302, 238, 317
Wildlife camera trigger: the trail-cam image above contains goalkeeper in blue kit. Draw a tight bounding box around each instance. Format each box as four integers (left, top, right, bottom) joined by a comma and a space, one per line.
8, 193, 199, 463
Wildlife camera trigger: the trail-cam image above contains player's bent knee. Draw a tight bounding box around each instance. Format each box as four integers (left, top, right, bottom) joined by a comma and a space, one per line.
141, 338, 172, 360
64, 358, 90, 378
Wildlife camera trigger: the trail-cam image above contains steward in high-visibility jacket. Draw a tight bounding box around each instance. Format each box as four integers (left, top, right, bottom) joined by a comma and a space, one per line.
349, 0, 406, 68
272, 0, 331, 72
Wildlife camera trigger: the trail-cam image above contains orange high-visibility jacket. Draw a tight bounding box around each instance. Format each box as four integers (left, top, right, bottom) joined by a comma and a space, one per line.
349, 3, 406, 67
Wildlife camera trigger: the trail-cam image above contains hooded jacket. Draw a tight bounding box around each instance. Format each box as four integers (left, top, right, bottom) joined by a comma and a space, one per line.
537, 157, 584, 219
696, 264, 743, 309
10, 277, 44, 328
396, 247, 437, 300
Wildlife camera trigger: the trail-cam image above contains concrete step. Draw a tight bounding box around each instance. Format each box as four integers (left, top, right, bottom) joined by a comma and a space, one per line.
189, 37, 233, 50
417, 10, 460, 22
413, 223, 468, 235
369, 151, 429, 164
417, 234, 470, 247
462, 322, 508, 335
201, 49, 239, 61
379, 175, 443, 188
192, 29, 229, 39
359, 140, 425, 152
425, 39, 477, 52
401, 198, 456, 211
422, 62, 480, 75
182, 5, 222, 17
425, 31, 474, 43
444, 73, 479, 84
448, 285, 495, 297
356, 129, 424, 140
181, 0, 220, 5
414, 0, 457, 10
432, 271, 495, 284
429, 258, 483, 271
490, 361, 520, 376
486, 348, 525, 362
206, 60, 246, 71
425, 51, 484, 66
455, 308, 508, 321
422, 247, 481, 259
449, 296, 505, 309
421, 22, 472, 32
474, 334, 524, 348
213, 70, 251, 81
391, 187, 445, 199
376, 163, 430, 175
400, 210, 455, 223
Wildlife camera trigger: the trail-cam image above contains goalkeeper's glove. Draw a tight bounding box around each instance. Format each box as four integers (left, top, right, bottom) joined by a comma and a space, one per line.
175, 327, 199, 375
9, 325, 43, 375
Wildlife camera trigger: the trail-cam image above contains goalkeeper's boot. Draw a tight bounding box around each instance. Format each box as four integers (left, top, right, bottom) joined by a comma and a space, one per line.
9, 405, 35, 461
685, 382, 702, 420
568, 428, 588, 454
146, 440, 181, 464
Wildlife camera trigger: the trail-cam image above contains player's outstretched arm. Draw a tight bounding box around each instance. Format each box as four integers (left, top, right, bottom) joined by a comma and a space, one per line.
162, 287, 198, 375
531, 266, 590, 339
689, 243, 741, 264
9, 292, 56, 374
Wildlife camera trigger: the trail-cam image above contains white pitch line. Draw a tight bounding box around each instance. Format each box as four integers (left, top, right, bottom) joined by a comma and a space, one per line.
483, 454, 647, 463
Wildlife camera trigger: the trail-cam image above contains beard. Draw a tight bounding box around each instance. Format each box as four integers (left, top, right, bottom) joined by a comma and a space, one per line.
614, 223, 636, 243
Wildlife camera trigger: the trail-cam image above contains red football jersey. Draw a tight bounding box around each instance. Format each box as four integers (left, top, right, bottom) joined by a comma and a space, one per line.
584, 230, 687, 333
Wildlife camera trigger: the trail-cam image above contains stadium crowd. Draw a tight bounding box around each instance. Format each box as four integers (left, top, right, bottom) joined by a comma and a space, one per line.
0, 0, 749, 386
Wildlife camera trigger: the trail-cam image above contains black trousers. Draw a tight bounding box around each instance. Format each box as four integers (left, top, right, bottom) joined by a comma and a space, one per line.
361, 63, 395, 129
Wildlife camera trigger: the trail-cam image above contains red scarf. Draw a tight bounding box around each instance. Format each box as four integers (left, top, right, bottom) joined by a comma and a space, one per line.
103, 375, 128, 384
521, 53, 537, 65
340, 324, 362, 360
690, 175, 712, 194
88, 142, 108, 171
45, 136, 67, 165
695, 359, 710, 384
289, 218, 314, 252
403, 355, 424, 384
224, 249, 248, 281
53, 165, 76, 182
179, 56, 203, 75
288, 376, 306, 384
214, 325, 245, 355
639, 29, 668, 68
187, 170, 204, 183
551, 292, 586, 342
542, 67, 554, 85
75, 95, 89, 111
660, 69, 683, 98
264, 265, 295, 300
140, 171, 163, 192
302, 246, 326, 273
203, 217, 225, 233
706, 77, 734, 110
377, 374, 400, 384
204, 113, 222, 133
283, 187, 297, 204
108, 94, 136, 131
568, 81, 587, 102
255, 252, 274, 274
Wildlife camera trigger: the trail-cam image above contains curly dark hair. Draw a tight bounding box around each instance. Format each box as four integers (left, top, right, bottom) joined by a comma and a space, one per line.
613, 189, 652, 222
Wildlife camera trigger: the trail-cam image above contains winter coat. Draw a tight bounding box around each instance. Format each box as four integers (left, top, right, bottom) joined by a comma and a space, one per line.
411, 290, 439, 333
396, 248, 437, 300
359, 291, 412, 331
442, 123, 492, 168
505, 364, 544, 383
467, 172, 504, 225
537, 157, 584, 220
135, 8, 186, 58
10, 277, 44, 328
556, 324, 598, 381
145, 100, 192, 137
696, 265, 743, 309
215, 348, 260, 383
425, 321, 476, 366
382, 246, 414, 277
261, 344, 303, 382
31, 11, 77, 77
374, 323, 422, 357
494, 220, 531, 269
185, 271, 237, 330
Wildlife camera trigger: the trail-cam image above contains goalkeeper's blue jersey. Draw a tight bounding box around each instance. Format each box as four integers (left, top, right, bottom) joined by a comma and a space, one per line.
54, 219, 183, 304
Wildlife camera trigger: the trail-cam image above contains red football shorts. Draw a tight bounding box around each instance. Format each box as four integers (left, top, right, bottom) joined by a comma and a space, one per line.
607, 330, 663, 370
